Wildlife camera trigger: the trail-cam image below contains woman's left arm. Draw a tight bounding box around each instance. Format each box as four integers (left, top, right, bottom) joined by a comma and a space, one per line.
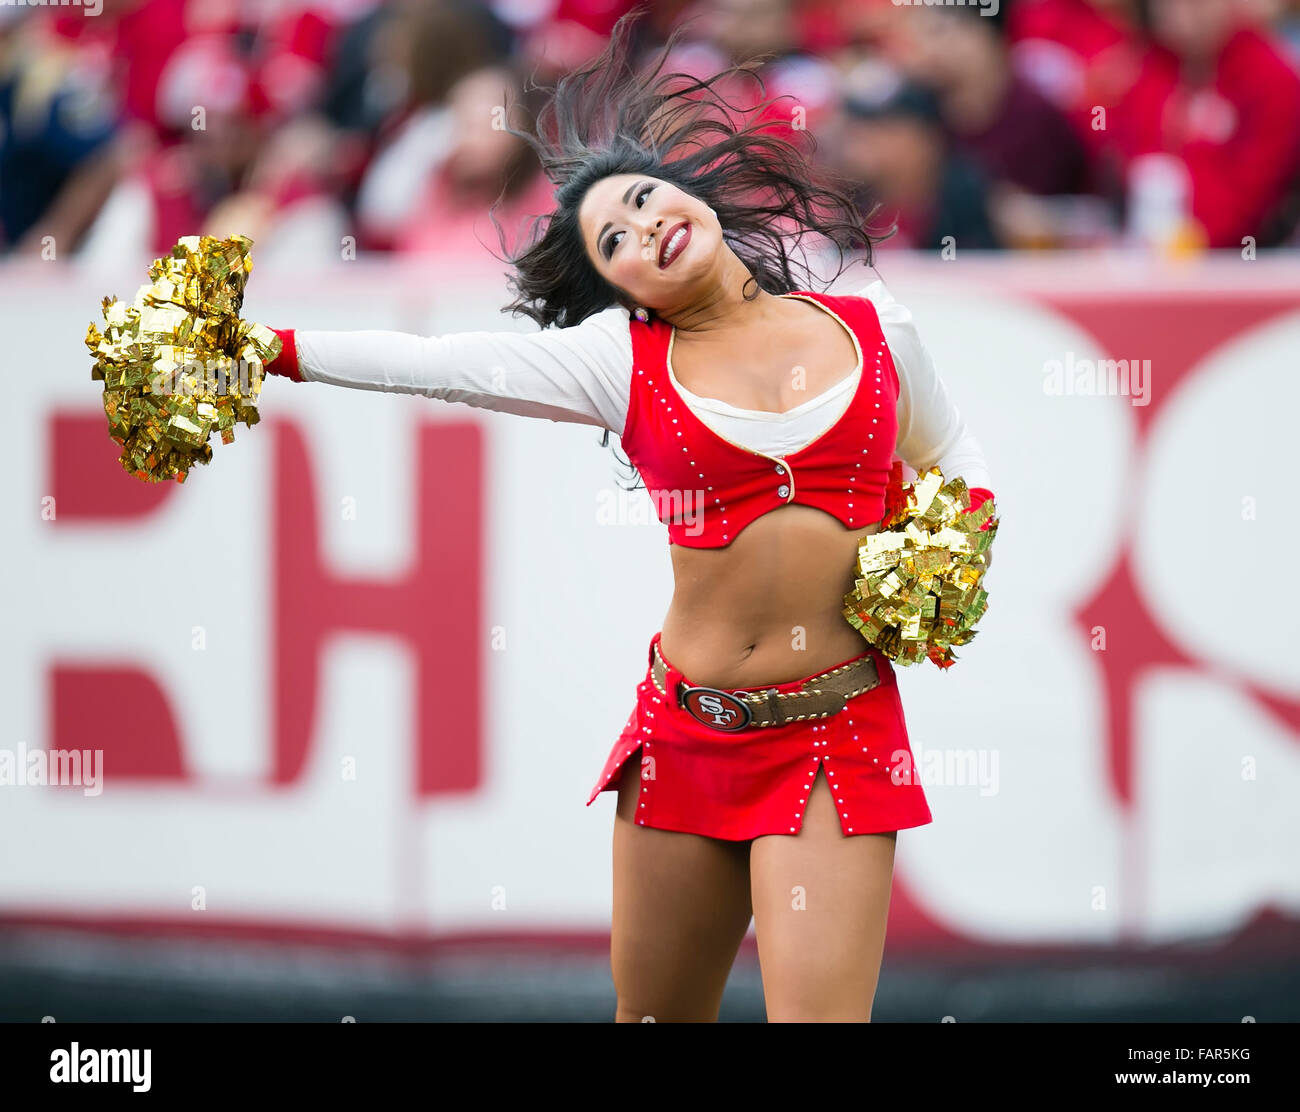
856, 280, 995, 522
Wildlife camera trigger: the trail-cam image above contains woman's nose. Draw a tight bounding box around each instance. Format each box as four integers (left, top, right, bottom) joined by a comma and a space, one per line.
636, 215, 664, 243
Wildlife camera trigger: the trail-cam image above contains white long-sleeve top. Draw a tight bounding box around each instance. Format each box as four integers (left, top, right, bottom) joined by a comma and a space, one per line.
294, 279, 993, 491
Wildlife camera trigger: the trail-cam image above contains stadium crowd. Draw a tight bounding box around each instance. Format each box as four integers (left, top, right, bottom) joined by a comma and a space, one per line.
2, 0, 1298, 262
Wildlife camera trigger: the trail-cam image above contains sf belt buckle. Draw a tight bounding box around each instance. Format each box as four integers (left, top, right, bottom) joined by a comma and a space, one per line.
677, 684, 754, 731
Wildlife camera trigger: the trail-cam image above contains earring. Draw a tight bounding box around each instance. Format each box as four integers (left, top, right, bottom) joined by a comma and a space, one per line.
634, 307, 649, 322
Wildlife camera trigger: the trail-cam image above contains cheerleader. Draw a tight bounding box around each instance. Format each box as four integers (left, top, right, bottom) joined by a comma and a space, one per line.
261, 10, 994, 1023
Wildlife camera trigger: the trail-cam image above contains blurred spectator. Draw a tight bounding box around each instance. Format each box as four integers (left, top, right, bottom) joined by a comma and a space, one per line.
518, 0, 653, 81
77, 0, 362, 263
651, 0, 843, 135
6, 0, 1300, 261
890, 3, 1091, 197
388, 64, 554, 256
321, 0, 508, 137
1114, 0, 1300, 249
353, 0, 515, 250
0, 10, 125, 255
1008, 0, 1145, 159
829, 58, 1000, 252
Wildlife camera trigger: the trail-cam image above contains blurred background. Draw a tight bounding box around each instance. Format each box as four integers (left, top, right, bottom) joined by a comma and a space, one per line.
6, 0, 1300, 260
1, 0, 1298, 1022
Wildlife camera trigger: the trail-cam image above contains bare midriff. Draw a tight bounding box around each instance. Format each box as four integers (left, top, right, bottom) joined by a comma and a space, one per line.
659, 503, 879, 690
654, 293, 879, 688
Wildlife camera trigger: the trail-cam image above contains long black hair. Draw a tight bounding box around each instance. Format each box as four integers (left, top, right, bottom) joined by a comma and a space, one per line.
487, 5, 886, 486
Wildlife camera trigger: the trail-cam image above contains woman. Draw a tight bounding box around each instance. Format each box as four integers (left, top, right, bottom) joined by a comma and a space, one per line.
260, 10, 994, 1022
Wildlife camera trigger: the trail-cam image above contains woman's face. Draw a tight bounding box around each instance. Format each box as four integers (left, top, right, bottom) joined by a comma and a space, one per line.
577, 174, 721, 312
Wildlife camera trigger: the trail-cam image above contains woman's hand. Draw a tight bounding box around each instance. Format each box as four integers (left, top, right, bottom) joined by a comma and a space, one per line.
963, 487, 995, 572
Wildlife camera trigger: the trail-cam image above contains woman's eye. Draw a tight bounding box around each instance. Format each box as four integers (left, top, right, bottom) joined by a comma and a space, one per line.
605, 185, 656, 258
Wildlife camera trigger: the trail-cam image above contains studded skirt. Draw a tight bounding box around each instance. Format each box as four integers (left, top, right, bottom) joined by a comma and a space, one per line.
585, 631, 933, 840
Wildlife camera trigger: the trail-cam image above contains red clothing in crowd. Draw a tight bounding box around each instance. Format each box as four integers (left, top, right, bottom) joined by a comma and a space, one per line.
1007, 0, 1145, 157
950, 70, 1090, 196
52, 0, 345, 135
395, 165, 557, 257
1114, 27, 1300, 247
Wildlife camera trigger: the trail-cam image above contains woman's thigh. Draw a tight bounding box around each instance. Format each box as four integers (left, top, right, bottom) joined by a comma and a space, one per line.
749, 764, 898, 1022
610, 755, 755, 1022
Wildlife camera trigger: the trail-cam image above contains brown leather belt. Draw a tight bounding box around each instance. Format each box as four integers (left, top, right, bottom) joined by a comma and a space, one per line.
650, 641, 881, 731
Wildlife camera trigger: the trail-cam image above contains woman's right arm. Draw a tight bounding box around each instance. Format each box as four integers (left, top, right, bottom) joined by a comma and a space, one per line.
262, 303, 634, 434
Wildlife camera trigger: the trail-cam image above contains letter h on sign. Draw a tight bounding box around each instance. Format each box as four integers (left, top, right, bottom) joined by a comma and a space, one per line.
48, 414, 484, 797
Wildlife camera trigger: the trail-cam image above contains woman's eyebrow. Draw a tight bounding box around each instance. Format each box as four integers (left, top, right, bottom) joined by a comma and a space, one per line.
597, 180, 647, 251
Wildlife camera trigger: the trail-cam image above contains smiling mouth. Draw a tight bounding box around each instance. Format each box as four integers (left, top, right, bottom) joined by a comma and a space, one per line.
659, 221, 690, 268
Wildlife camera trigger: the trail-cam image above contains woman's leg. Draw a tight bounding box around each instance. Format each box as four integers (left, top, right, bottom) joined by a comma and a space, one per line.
610, 754, 755, 1022
749, 765, 898, 1022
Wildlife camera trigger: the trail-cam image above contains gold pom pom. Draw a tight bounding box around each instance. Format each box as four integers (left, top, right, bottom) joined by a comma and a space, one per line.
85, 234, 282, 483
842, 466, 998, 669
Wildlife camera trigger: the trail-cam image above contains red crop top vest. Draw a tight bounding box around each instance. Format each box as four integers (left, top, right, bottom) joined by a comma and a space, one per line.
621, 291, 899, 548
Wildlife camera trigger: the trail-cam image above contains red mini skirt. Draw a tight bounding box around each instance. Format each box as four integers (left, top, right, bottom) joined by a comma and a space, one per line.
586, 631, 933, 840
